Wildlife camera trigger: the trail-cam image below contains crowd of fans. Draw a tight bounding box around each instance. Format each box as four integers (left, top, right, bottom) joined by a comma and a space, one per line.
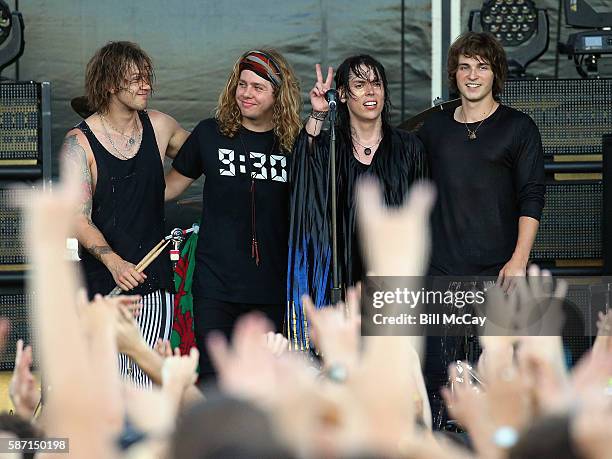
1, 170, 612, 458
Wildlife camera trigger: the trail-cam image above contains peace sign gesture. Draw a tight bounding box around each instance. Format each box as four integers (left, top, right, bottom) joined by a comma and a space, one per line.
309, 63, 334, 112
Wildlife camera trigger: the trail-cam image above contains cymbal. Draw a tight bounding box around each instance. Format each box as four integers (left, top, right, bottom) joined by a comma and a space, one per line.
398, 98, 461, 132
70, 96, 94, 118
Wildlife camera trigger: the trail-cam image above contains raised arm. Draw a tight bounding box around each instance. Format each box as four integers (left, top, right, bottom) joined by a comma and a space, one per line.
25, 166, 116, 459
60, 130, 145, 292
304, 64, 334, 139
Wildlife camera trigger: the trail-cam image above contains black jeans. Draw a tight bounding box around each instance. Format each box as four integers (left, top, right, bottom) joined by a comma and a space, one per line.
193, 295, 285, 381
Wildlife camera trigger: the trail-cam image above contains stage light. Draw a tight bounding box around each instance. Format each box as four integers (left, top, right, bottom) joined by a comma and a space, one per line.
0, 0, 24, 77
470, 0, 549, 76
0, 1, 11, 46
560, 0, 612, 78
480, 0, 539, 47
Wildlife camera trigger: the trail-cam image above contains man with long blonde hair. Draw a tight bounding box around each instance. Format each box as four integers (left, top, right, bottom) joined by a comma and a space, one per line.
165, 49, 301, 379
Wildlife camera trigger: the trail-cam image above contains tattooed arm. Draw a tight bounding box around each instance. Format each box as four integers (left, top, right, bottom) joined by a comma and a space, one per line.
60, 130, 146, 292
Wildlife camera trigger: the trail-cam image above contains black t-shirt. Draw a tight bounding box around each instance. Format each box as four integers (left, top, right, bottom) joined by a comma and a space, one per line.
418, 104, 545, 275
172, 118, 289, 304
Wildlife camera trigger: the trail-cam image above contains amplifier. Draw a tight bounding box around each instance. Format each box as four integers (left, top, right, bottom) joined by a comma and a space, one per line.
604, 135, 612, 274
0, 183, 37, 271
0, 81, 51, 273
0, 288, 36, 371
0, 81, 51, 180
531, 179, 602, 261
501, 79, 612, 159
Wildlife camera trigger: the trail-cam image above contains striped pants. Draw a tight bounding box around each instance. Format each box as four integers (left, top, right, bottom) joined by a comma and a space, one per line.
119, 289, 173, 389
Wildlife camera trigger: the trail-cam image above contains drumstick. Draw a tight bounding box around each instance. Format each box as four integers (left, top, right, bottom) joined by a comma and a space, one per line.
135, 238, 167, 271
136, 239, 171, 272
107, 239, 172, 297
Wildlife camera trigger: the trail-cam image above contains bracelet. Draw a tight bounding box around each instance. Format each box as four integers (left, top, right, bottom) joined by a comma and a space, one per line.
310, 110, 328, 121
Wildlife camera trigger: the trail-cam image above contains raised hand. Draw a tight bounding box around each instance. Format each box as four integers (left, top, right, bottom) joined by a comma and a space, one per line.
154, 338, 174, 358
9, 339, 41, 419
207, 312, 279, 405
303, 286, 361, 371
114, 302, 145, 356
572, 390, 612, 459
265, 332, 289, 357
480, 352, 532, 430
161, 347, 199, 392
111, 294, 142, 316
570, 350, 612, 401
479, 265, 566, 342
441, 363, 485, 433
592, 310, 612, 356
356, 177, 436, 277
309, 63, 334, 112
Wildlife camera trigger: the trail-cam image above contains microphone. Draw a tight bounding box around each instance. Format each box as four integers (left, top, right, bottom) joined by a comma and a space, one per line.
325, 89, 339, 110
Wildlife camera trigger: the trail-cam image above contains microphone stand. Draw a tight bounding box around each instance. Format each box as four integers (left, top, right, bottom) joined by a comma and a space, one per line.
328, 103, 342, 305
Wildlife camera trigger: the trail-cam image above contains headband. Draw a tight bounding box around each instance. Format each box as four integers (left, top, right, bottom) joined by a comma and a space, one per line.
238, 50, 282, 88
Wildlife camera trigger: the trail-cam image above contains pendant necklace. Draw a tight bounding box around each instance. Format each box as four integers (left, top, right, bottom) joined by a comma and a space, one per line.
98, 113, 141, 160
352, 134, 382, 156
99, 112, 140, 147
238, 130, 277, 267
461, 103, 495, 140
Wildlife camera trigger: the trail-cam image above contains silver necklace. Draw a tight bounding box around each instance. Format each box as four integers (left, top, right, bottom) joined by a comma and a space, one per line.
352, 134, 382, 156
99, 112, 139, 143
98, 113, 141, 159
461, 103, 495, 140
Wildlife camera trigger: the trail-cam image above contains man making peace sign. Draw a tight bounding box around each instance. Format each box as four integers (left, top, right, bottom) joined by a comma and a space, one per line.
287, 55, 428, 347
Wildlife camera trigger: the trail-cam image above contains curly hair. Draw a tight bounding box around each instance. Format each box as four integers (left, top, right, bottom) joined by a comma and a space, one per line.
215, 49, 302, 154
85, 41, 154, 114
447, 32, 508, 101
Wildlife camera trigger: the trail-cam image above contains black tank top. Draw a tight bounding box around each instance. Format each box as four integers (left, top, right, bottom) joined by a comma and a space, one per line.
77, 111, 172, 297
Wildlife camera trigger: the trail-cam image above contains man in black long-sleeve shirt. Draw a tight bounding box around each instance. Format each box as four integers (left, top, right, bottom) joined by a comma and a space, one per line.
418, 32, 545, 428
419, 32, 545, 281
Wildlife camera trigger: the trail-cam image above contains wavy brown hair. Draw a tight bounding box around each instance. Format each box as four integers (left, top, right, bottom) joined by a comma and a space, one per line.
215, 49, 302, 153
447, 32, 508, 101
85, 41, 154, 114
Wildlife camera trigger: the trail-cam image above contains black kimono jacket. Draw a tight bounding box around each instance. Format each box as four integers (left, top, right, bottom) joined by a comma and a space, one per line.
286, 125, 427, 348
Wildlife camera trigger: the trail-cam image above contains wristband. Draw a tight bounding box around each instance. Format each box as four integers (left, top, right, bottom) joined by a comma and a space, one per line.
310, 110, 328, 121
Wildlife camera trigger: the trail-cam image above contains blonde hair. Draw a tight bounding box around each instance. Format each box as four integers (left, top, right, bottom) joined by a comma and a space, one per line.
215, 49, 302, 153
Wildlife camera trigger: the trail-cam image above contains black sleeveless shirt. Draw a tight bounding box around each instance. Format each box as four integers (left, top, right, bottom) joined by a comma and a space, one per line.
76, 111, 172, 297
